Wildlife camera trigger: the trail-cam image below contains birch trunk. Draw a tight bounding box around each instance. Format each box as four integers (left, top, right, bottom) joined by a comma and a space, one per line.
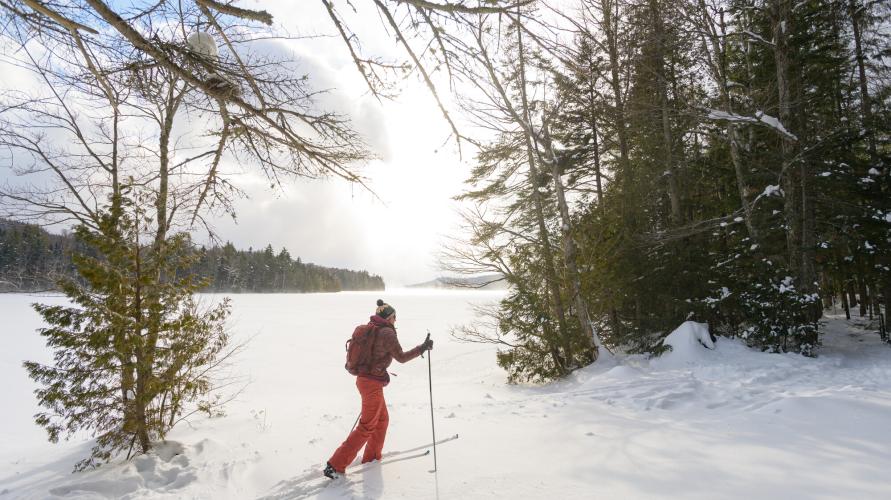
542, 121, 599, 360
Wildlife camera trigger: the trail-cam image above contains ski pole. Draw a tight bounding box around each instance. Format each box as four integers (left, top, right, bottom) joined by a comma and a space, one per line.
350, 412, 360, 433
425, 330, 437, 472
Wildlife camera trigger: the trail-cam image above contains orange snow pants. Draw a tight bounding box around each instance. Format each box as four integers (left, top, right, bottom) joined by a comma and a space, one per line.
328, 377, 389, 472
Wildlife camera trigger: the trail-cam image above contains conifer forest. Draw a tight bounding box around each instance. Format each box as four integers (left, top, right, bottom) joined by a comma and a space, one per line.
444, 0, 891, 382
0, 219, 384, 293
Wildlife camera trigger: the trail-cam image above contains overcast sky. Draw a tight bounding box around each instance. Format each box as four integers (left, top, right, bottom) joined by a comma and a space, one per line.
203, 1, 473, 287
0, 2, 476, 287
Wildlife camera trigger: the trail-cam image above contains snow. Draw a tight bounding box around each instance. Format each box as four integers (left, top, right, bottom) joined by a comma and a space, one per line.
778, 275, 796, 293
655, 321, 715, 368
3, 292, 891, 499
762, 184, 781, 197
706, 109, 758, 123
705, 109, 797, 141
741, 30, 774, 46
755, 111, 797, 141
186, 32, 218, 59
704, 287, 731, 305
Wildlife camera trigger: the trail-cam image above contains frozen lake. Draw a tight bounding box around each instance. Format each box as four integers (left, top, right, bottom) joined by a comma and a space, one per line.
2, 290, 891, 499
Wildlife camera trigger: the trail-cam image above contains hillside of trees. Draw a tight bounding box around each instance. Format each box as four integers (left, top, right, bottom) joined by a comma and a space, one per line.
0, 219, 384, 293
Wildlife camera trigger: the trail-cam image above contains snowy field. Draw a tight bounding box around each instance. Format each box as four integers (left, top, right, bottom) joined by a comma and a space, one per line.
2, 290, 891, 499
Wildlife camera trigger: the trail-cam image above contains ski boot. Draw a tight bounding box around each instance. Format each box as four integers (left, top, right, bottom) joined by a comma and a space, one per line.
323, 462, 340, 480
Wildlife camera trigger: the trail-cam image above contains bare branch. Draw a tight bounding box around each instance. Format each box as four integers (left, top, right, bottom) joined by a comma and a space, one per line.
395, 0, 532, 14
194, 0, 273, 25
19, 0, 99, 34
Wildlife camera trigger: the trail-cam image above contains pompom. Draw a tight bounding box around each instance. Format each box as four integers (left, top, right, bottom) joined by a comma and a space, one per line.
376, 299, 385, 307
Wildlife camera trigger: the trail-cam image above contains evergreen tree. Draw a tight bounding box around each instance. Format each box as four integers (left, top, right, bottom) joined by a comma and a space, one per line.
458, 0, 889, 362
24, 195, 231, 470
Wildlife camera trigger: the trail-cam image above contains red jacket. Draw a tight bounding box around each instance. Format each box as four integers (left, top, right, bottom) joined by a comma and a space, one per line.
356, 315, 424, 385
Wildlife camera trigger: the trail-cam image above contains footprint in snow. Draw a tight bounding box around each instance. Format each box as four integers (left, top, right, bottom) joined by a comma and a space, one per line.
445, 412, 457, 419
484, 393, 494, 400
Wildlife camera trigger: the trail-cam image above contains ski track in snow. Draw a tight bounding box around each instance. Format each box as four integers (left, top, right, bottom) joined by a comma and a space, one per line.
1, 292, 891, 499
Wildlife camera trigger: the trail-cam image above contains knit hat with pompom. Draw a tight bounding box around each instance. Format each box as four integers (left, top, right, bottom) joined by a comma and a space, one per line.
375, 299, 395, 319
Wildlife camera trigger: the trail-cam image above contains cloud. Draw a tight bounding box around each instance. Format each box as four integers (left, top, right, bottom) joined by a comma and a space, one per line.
199, 4, 471, 286
0, 0, 472, 286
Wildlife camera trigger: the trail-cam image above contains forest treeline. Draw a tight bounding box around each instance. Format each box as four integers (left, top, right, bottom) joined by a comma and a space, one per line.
445, 0, 890, 382
0, 219, 384, 293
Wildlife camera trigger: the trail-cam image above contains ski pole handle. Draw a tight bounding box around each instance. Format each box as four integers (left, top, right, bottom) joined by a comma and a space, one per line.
421, 331, 431, 358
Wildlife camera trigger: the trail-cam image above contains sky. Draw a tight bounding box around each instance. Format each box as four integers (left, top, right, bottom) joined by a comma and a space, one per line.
202, 1, 473, 287
0, 1, 476, 287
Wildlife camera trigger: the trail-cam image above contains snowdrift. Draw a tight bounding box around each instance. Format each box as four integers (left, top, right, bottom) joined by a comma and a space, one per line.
656, 320, 716, 367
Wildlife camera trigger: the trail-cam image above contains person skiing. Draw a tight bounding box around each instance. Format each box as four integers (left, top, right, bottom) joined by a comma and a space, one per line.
324, 299, 433, 479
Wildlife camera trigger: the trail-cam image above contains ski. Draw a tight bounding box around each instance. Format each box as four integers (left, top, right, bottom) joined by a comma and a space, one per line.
264, 450, 437, 500
260, 434, 460, 499
377, 433, 459, 460
348, 450, 430, 474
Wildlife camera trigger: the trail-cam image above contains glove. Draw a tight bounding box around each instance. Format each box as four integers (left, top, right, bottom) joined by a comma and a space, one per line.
421, 338, 434, 351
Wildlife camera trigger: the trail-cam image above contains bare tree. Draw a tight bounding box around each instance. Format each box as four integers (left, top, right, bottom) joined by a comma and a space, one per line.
0, 2, 334, 468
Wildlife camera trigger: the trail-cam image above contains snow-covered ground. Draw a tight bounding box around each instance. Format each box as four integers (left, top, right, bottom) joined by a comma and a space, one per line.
2, 291, 891, 499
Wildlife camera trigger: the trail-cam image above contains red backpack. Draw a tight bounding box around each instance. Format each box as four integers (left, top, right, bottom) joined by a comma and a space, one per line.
345, 324, 381, 375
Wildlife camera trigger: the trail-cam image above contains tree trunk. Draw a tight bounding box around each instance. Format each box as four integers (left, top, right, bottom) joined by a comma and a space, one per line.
135, 77, 184, 449
866, 283, 877, 321
542, 121, 598, 361
729, 125, 758, 240
856, 269, 869, 317
648, 0, 682, 225
847, 280, 859, 310
132, 229, 151, 454
884, 283, 891, 335
847, 0, 877, 160
841, 281, 851, 320
820, 273, 833, 309
772, 0, 802, 282
716, 17, 759, 241
601, 0, 632, 220
515, 10, 571, 372
587, 84, 605, 216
